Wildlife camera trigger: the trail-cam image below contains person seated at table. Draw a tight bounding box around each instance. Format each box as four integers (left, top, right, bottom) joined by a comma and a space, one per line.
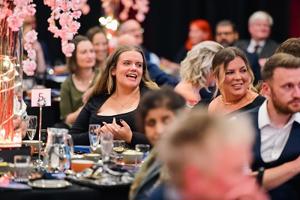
208, 47, 264, 115
174, 41, 223, 107
86, 26, 109, 73
148, 109, 268, 200
118, 19, 179, 87
129, 87, 186, 200
69, 45, 159, 147
59, 35, 97, 128
82, 27, 109, 104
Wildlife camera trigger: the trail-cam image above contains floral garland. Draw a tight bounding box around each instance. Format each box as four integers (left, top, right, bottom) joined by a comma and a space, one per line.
44, 0, 87, 57
101, 0, 149, 22
23, 30, 38, 76
6, 0, 37, 76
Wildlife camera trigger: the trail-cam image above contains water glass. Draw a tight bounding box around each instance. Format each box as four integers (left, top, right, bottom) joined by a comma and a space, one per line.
135, 144, 150, 160
101, 132, 113, 163
14, 155, 31, 183
26, 115, 37, 140
89, 124, 101, 152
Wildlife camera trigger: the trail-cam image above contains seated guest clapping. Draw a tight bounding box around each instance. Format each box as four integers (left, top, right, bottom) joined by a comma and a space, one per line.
69, 45, 158, 147
208, 47, 264, 115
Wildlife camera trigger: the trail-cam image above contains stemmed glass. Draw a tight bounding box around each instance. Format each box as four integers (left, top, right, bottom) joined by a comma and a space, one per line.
89, 124, 101, 153
26, 115, 37, 140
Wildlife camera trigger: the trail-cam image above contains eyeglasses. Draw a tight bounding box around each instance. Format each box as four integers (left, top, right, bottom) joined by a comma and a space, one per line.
216, 31, 234, 36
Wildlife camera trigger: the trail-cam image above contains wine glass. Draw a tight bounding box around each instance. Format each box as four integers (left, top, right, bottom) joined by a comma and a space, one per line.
89, 124, 101, 152
26, 115, 37, 140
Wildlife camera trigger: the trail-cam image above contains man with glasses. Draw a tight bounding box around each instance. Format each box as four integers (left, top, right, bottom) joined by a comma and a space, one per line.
215, 20, 239, 47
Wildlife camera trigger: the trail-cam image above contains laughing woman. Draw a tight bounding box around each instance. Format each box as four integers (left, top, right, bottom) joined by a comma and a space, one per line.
208, 47, 264, 115
69, 45, 158, 147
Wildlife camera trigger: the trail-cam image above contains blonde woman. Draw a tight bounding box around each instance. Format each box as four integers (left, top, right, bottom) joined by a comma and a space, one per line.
174, 41, 223, 107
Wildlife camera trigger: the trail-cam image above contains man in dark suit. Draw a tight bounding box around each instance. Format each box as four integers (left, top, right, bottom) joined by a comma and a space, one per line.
235, 11, 278, 67
250, 53, 300, 200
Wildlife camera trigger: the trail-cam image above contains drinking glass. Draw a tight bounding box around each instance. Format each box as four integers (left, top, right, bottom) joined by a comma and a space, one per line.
113, 140, 126, 153
14, 155, 31, 183
89, 124, 101, 152
101, 132, 113, 163
135, 144, 150, 160
26, 115, 37, 140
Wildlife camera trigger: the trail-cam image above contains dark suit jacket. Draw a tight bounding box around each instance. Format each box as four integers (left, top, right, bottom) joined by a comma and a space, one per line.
247, 108, 300, 200
235, 39, 278, 58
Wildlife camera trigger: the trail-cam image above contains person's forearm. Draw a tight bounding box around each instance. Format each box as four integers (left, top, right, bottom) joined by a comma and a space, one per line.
263, 159, 300, 190
65, 107, 83, 125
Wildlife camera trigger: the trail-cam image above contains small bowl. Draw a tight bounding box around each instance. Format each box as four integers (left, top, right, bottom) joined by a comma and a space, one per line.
83, 153, 101, 162
71, 160, 94, 173
122, 150, 143, 164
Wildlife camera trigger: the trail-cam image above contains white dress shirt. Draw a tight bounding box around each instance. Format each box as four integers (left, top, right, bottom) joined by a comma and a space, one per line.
247, 39, 266, 54
258, 100, 300, 162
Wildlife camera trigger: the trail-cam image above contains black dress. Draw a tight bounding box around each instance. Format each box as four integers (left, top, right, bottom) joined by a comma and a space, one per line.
69, 92, 149, 148
235, 95, 265, 113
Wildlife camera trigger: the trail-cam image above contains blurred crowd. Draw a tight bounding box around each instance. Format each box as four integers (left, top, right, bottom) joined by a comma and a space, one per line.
17, 10, 300, 200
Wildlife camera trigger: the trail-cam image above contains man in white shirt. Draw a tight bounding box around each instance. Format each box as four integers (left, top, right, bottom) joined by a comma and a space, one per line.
250, 53, 300, 200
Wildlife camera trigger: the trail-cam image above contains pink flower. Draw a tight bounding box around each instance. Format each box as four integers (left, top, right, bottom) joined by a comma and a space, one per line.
59, 13, 72, 26
24, 30, 38, 43
45, 0, 85, 57
72, 10, 82, 19
22, 59, 36, 76
7, 15, 23, 31
59, 29, 73, 41
62, 42, 75, 57
27, 49, 36, 60
68, 21, 80, 33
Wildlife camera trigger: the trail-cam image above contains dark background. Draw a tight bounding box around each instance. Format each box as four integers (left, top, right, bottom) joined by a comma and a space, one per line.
34, 0, 298, 66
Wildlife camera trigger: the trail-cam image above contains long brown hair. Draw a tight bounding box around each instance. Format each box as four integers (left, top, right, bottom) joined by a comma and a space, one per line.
92, 45, 158, 96
211, 47, 255, 97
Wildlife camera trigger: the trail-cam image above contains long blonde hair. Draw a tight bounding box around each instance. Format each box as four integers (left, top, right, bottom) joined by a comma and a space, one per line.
180, 41, 223, 88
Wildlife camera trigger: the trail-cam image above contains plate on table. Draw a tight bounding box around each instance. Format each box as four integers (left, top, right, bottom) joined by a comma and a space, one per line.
28, 179, 71, 189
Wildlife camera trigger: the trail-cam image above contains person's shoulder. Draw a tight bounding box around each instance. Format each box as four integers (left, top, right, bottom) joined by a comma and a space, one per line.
208, 96, 220, 113
147, 184, 166, 200
253, 95, 265, 105
235, 40, 250, 49
266, 39, 278, 46
61, 75, 72, 88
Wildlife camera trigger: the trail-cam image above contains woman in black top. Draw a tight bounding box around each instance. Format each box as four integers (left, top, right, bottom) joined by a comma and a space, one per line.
69, 45, 158, 147
208, 47, 264, 115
